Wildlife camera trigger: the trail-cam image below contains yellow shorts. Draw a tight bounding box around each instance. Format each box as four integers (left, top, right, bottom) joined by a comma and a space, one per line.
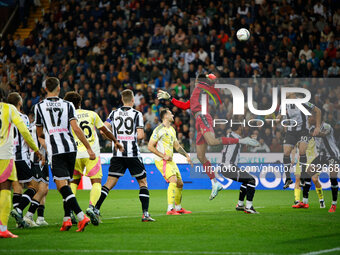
0, 159, 17, 183
295, 157, 320, 176
155, 160, 181, 182
73, 157, 102, 180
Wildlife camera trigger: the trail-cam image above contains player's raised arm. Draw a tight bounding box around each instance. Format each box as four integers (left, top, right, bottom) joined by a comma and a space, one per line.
157, 90, 191, 110
312, 106, 321, 136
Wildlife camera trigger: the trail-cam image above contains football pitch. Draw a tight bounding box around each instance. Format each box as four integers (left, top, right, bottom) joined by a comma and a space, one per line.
2, 189, 340, 255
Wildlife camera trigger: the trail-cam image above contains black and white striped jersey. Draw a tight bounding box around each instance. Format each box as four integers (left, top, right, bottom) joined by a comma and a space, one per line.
106, 106, 143, 158
221, 132, 241, 165
29, 122, 47, 163
311, 123, 340, 159
13, 112, 30, 162
34, 97, 77, 157
282, 102, 315, 132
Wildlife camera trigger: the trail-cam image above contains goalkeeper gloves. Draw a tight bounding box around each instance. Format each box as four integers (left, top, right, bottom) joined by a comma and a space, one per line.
157, 90, 171, 100
239, 137, 260, 147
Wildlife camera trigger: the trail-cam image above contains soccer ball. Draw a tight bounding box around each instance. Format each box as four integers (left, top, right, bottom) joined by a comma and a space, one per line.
236, 28, 250, 41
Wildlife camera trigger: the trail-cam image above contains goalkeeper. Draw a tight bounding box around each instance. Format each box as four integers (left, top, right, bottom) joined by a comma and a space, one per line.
157, 73, 259, 200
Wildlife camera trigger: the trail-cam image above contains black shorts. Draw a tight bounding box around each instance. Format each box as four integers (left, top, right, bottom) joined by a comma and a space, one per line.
219, 164, 255, 182
109, 157, 146, 180
15, 160, 35, 183
309, 155, 339, 174
51, 152, 76, 180
283, 130, 311, 147
32, 163, 49, 184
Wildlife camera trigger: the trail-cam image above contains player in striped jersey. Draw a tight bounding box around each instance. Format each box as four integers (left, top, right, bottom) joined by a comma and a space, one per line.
64, 92, 123, 225
0, 89, 44, 238
148, 109, 192, 215
34, 77, 96, 232
303, 116, 340, 212
278, 94, 321, 189
6, 92, 45, 228
94, 89, 155, 222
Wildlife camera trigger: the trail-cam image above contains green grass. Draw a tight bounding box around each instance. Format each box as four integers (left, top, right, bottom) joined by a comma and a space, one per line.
2, 189, 340, 255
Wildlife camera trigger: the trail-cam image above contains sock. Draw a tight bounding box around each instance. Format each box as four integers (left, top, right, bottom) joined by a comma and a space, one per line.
0, 190, 11, 227
246, 200, 253, 209
59, 185, 82, 215
0, 225, 7, 231
63, 199, 70, 218
12, 193, 21, 209
299, 154, 307, 180
90, 183, 102, 206
222, 137, 239, 145
167, 183, 176, 210
203, 161, 215, 180
246, 179, 256, 203
28, 199, 40, 215
210, 178, 217, 185
330, 178, 338, 204
167, 204, 174, 211
239, 183, 247, 202
139, 186, 150, 213
17, 188, 36, 211
294, 188, 301, 202
238, 200, 244, 206
95, 186, 110, 210
175, 186, 182, 209
283, 155, 291, 179
37, 205, 45, 217
76, 211, 85, 221
25, 211, 33, 218
315, 187, 324, 201
70, 183, 78, 197
302, 178, 311, 204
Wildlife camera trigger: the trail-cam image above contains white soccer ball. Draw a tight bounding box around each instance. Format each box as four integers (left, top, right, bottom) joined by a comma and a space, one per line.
236, 28, 250, 41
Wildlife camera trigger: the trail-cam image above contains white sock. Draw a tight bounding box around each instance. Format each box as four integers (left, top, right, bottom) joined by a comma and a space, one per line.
0, 225, 7, 231
332, 201, 337, 205
37, 216, 44, 221
63, 216, 71, 222
211, 178, 217, 185
303, 198, 308, 204
238, 200, 244, 206
16, 208, 22, 214
175, 204, 182, 211
167, 204, 174, 211
77, 211, 85, 221
319, 199, 324, 202
25, 211, 33, 218
246, 200, 252, 209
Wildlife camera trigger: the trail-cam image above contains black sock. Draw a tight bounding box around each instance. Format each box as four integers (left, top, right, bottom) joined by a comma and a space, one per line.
246, 178, 256, 202
283, 155, 291, 179
139, 186, 149, 213
239, 183, 247, 202
28, 199, 40, 214
95, 186, 110, 210
13, 193, 22, 209
17, 188, 36, 211
299, 154, 307, 180
330, 178, 338, 203
303, 178, 312, 200
37, 205, 45, 217
59, 186, 82, 215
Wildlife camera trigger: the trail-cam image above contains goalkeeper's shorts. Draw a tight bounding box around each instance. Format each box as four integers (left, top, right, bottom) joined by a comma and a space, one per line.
195, 113, 214, 145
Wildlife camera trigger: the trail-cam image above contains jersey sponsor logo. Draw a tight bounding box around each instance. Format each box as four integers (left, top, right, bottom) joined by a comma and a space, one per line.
49, 127, 69, 134
117, 135, 135, 141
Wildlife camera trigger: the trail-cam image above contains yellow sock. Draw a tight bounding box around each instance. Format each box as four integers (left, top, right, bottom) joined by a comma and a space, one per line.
175, 187, 182, 206
294, 188, 301, 202
0, 190, 11, 226
90, 183, 102, 206
167, 183, 176, 208
70, 183, 78, 196
316, 187, 324, 200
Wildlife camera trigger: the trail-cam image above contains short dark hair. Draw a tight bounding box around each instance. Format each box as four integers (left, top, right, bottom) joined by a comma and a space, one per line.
7, 92, 22, 107
160, 108, 169, 121
64, 91, 82, 109
121, 89, 134, 103
231, 125, 241, 131
45, 77, 60, 92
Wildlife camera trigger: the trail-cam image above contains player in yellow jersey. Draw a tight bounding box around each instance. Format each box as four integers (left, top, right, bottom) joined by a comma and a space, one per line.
148, 108, 193, 215
64, 92, 123, 225
0, 89, 44, 238
291, 138, 325, 208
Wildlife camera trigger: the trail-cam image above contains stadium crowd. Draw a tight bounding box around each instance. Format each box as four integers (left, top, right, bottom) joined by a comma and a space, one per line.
0, 0, 339, 152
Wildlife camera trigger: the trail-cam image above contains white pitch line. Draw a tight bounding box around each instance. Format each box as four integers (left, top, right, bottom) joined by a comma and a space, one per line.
0, 249, 275, 255
300, 247, 340, 255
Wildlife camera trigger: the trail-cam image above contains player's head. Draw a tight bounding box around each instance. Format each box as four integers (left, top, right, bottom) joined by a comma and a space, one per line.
197, 73, 217, 86
64, 91, 82, 109
231, 124, 243, 134
160, 108, 174, 123
7, 92, 23, 109
44, 77, 60, 95
121, 89, 134, 106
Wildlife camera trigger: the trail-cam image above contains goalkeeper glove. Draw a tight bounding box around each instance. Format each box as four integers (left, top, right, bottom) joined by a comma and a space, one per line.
239, 137, 260, 147
157, 90, 171, 100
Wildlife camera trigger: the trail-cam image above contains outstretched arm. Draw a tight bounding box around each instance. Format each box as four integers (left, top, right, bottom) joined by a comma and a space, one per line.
171, 98, 190, 110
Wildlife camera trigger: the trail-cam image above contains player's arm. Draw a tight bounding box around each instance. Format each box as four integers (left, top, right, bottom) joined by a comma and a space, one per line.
312, 106, 321, 136
148, 138, 171, 161
157, 90, 191, 110
136, 111, 144, 140
174, 139, 193, 166
137, 128, 144, 140
70, 119, 96, 160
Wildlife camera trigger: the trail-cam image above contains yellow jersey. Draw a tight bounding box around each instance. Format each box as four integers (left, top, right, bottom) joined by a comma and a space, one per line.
150, 124, 177, 161
0, 102, 38, 159
73, 109, 104, 158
